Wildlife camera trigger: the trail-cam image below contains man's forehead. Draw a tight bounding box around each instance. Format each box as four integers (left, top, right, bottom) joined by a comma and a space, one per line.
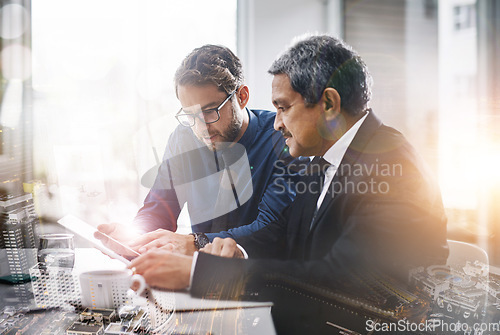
272, 75, 299, 101
272, 73, 290, 86
178, 83, 226, 108
178, 83, 225, 96
181, 103, 202, 113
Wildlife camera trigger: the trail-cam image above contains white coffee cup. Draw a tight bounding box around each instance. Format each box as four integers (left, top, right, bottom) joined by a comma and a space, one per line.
79, 269, 146, 309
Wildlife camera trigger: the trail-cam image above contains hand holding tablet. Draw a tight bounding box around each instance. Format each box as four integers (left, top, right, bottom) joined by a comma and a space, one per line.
57, 215, 140, 265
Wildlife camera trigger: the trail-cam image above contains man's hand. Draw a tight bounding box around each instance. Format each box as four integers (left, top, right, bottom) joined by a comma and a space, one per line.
95, 223, 141, 257
200, 237, 244, 258
129, 250, 192, 290
128, 229, 197, 256
96, 222, 140, 242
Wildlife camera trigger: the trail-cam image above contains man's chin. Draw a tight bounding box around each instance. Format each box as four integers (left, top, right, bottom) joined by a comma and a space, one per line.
196, 133, 234, 151
286, 144, 301, 158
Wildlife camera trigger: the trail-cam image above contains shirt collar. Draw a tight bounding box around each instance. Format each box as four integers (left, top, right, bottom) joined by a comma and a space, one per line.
322, 110, 370, 168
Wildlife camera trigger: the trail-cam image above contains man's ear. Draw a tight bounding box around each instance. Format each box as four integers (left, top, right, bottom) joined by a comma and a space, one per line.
318, 88, 346, 141
236, 85, 250, 109
322, 88, 341, 121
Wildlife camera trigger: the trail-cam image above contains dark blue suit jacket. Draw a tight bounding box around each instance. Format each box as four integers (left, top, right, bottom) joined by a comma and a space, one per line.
191, 112, 449, 333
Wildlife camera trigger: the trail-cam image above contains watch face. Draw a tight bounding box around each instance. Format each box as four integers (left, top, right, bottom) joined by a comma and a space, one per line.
197, 233, 210, 248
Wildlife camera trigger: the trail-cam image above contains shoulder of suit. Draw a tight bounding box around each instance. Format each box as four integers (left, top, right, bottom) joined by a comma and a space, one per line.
367, 124, 412, 152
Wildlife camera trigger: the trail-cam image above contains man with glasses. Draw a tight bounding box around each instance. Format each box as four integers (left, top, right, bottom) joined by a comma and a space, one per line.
176, 89, 236, 125
98, 45, 306, 255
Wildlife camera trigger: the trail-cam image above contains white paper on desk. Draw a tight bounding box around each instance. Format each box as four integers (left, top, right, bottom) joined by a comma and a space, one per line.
172, 291, 272, 311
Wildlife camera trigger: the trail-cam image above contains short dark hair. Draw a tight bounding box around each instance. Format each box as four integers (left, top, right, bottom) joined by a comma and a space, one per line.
268, 35, 372, 115
174, 45, 244, 95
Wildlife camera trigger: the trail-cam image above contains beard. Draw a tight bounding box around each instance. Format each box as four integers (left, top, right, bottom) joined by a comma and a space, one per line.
198, 103, 243, 152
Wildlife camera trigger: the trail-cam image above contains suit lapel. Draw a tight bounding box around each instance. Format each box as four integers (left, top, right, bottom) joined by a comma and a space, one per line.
308, 111, 383, 233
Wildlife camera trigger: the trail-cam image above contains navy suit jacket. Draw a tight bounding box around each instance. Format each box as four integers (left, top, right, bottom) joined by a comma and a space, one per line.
191, 112, 448, 332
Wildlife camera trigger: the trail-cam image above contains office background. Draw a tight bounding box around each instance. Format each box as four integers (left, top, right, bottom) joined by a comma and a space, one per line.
0, 0, 499, 264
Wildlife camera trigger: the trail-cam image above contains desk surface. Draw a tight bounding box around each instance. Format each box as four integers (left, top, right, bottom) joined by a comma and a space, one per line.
0, 248, 275, 334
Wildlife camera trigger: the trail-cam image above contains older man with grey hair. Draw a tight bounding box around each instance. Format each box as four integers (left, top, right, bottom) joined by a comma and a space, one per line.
128, 35, 448, 334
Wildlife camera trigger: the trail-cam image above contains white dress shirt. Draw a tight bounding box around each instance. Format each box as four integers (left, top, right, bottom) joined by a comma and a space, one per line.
316, 111, 369, 209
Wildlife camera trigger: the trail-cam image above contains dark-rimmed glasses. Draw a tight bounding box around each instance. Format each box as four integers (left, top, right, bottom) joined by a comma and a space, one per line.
175, 90, 237, 127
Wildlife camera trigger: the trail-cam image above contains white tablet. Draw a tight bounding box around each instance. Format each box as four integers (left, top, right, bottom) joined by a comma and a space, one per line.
57, 214, 140, 265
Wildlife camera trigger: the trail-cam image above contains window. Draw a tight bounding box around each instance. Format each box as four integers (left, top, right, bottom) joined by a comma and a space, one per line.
31, 0, 236, 225
453, 4, 476, 31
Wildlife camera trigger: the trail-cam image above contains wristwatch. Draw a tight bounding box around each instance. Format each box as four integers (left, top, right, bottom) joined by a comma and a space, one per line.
190, 232, 210, 250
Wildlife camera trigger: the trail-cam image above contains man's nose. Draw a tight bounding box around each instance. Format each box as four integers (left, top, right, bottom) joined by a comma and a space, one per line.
274, 112, 283, 132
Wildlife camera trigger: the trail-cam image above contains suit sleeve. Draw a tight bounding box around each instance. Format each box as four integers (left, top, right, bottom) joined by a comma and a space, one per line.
234, 202, 293, 260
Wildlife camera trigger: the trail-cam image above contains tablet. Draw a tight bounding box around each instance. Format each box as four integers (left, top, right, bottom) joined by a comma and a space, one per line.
57, 214, 140, 265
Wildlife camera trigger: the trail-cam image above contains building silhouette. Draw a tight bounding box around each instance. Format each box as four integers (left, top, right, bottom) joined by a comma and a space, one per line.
0, 193, 39, 283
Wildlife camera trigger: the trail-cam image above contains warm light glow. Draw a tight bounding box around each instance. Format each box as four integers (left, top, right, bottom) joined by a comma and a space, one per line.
438, 115, 500, 210
438, 0, 479, 211
476, 139, 500, 186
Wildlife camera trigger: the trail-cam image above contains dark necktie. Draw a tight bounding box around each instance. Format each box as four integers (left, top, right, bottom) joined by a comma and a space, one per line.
302, 157, 331, 229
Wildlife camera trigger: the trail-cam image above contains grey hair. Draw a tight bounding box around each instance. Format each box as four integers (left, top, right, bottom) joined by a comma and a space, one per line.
268, 34, 372, 115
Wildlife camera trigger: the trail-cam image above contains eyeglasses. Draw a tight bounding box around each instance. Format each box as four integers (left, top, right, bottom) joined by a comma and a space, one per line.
175, 90, 237, 127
